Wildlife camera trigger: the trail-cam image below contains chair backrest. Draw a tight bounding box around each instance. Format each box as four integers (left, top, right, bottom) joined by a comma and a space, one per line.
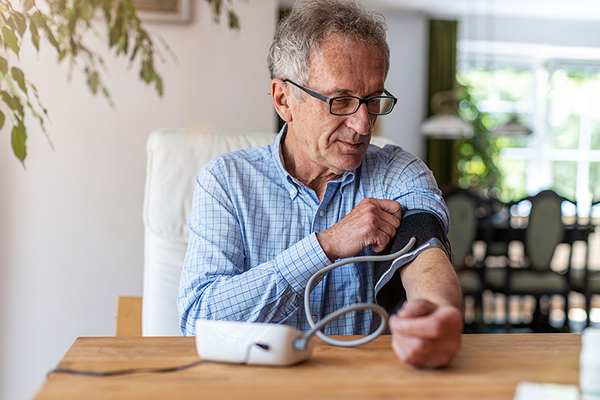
523, 190, 566, 271
444, 189, 479, 269
142, 129, 396, 336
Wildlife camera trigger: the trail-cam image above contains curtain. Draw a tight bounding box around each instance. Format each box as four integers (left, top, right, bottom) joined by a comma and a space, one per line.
426, 20, 460, 189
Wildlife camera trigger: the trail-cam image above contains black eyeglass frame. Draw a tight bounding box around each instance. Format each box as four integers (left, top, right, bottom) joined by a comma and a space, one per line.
283, 79, 397, 116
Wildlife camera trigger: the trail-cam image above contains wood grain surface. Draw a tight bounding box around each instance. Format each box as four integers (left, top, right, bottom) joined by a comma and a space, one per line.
33, 334, 581, 400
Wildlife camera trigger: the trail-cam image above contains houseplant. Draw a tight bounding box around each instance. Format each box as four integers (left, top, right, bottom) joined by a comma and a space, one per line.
0, 0, 239, 165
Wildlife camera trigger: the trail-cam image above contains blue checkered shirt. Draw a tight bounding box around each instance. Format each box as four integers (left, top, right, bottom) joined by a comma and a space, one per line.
178, 127, 449, 336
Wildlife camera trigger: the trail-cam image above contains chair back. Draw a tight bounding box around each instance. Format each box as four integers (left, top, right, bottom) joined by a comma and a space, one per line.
142, 129, 396, 336
445, 190, 479, 268
524, 190, 565, 271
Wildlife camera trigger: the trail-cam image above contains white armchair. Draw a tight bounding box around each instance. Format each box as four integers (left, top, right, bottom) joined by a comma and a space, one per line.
142, 128, 395, 336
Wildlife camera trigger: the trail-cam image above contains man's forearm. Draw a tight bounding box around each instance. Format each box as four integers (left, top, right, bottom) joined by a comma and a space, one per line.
178, 233, 331, 335
399, 247, 463, 311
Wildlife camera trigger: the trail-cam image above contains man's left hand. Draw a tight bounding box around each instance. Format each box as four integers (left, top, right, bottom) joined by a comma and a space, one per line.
388, 298, 463, 368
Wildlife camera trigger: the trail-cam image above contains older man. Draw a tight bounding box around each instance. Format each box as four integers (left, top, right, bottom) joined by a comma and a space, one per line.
179, 0, 463, 368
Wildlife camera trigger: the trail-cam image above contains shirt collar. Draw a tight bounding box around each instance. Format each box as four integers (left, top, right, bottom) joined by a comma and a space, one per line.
271, 124, 357, 197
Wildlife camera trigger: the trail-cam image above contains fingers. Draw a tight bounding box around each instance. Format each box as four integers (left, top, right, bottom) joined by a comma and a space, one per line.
317, 198, 402, 260
395, 298, 437, 318
390, 301, 463, 368
357, 198, 401, 253
370, 199, 402, 252
391, 336, 459, 369
369, 218, 399, 253
390, 304, 462, 339
375, 198, 403, 221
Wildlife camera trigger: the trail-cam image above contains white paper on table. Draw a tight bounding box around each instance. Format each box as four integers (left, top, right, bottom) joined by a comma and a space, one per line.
513, 382, 579, 400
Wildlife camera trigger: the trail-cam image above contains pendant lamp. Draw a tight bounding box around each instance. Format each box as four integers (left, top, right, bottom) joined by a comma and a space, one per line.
420, 89, 473, 139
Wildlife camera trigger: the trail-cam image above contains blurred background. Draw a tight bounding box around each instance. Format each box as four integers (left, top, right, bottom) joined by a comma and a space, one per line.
1, 0, 599, 399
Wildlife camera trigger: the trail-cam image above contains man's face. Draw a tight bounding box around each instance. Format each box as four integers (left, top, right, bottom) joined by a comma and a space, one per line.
286, 34, 386, 177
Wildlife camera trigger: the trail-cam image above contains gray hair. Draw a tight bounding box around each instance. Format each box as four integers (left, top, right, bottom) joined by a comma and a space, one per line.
267, 0, 390, 99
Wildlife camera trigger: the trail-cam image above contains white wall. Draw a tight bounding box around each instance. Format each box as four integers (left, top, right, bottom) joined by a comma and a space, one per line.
0, 1, 278, 399
459, 15, 600, 49
378, 10, 429, 158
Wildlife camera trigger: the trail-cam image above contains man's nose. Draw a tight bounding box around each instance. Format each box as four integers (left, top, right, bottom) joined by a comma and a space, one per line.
346, 103, 374, 135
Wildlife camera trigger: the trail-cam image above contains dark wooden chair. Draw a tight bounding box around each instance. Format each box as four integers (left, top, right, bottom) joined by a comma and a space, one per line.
571, 199, 600, 327
502, 190, 572, 332
443, 186, 486, 328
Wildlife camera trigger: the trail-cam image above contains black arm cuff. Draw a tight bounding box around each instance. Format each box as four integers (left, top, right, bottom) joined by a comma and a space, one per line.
373, 210, 452, 315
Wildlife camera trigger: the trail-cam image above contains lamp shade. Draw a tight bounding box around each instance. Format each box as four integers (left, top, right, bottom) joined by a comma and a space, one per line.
490, 117, 532, 136
420, 114, 474, 139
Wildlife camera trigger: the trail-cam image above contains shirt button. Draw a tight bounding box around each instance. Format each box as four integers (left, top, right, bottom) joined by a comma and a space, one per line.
319, 210, 325, 217
290, 189, 297, 196
312, 315, 318, 323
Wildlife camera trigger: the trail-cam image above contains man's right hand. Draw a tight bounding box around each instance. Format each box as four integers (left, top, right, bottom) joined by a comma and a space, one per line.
316, 198, 402, 261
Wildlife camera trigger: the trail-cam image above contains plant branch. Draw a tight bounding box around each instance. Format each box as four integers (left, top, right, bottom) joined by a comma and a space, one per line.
0, 0, 240, 166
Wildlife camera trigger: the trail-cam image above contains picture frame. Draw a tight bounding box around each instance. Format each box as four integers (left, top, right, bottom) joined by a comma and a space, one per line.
131, 0, 192, 23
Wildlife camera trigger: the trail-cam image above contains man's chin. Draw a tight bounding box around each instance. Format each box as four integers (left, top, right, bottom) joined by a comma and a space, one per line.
335, 154, 366, 172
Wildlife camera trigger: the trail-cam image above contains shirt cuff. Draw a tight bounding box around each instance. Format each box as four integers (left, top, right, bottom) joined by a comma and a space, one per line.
273, 233, 331, 293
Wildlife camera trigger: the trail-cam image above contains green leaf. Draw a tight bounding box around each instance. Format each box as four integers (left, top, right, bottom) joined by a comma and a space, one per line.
25, 98, 46, 131
11, 67, 27, 93
40, 25, 60, 50
31, 11, 45, 25
5, 15, 17, 31
81, 1, 95, 21
29, 19, 40, 51
102, 0, 112, 23
228, 11, 239, 29
67, 8, 79, 34
23, 0, 36, 12
0, 110, 5, 130
109, 19, 122, 47
214, 0, 222, 19
130, 43, 140, 62
153, 73, 163, 96
1, 91, 25, 117
32, 12, 60, 50
0, 57, 8, 75
141, 60, 153, 83
123, 0, 137, 16
87, 71, 99, 94
69, 37, 78, 56
117, 31, 128, 55
13, 13, 27, 37
1, 26, 20, 55
11, 120, 27, 165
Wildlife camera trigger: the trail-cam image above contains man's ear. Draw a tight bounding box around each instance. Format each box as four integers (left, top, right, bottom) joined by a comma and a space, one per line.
271, 79, 293, 122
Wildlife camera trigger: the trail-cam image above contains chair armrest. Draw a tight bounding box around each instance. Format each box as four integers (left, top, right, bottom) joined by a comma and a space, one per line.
116, 296, 143, 336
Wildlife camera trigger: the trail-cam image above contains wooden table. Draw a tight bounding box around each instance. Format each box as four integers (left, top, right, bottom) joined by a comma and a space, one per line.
33, 334, 580, 400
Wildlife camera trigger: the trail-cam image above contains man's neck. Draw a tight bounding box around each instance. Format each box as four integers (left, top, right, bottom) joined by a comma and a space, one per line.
281, 135, 341, 201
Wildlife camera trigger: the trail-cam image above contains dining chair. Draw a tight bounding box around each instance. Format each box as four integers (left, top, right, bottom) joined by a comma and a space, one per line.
572, 199, 600, 327
443, 186, 485, 327
502, 190, 571, 332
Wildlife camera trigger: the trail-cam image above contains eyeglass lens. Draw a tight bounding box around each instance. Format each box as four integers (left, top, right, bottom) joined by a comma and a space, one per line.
330, 96, 395, 116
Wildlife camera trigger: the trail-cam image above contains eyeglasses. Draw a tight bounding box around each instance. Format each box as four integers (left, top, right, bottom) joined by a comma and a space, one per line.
283, 79, 397, 116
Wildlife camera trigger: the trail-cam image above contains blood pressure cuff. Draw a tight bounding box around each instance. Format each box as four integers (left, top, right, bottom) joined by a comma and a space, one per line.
373, 210, 453, 315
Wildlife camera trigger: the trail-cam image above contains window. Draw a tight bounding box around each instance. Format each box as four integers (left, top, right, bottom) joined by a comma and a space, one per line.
457, 43, 600, 215
456, 66, 532, 201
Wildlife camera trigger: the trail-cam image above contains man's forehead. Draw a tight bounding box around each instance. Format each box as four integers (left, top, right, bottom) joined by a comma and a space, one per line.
307, 36, 386, 93
313, 33, 383, 61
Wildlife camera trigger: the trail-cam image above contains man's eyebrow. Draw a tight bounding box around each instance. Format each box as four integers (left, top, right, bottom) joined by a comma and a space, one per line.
331, 87, 386, 97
